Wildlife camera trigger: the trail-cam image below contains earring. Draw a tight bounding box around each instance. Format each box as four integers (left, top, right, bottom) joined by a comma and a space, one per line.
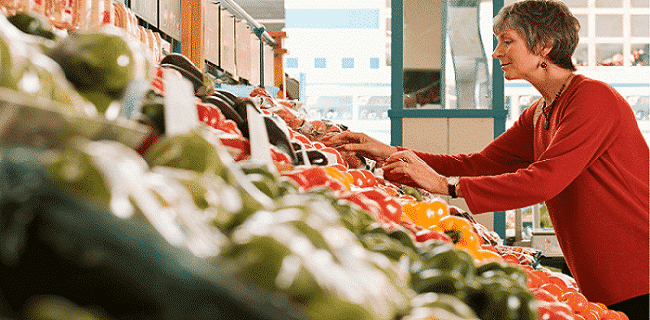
541, 61, 548, 69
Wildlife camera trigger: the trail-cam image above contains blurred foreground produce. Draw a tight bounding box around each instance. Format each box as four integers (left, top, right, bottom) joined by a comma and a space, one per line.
47, 26, 152, 113
0, 13, 94, 116
0, 145, 311, 320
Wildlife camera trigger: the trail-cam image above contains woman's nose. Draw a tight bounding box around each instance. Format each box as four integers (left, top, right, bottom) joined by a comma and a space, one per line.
492, 45, 501, 59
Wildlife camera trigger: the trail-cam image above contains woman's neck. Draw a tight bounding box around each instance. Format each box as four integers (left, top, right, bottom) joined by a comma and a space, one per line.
530, 68, 575, 105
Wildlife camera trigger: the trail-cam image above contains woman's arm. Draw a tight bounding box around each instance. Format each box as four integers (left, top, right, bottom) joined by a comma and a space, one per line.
398, 105, 538, 178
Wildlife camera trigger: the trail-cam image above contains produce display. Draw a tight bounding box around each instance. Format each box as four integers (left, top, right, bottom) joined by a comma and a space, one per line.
0, 9, 632, 320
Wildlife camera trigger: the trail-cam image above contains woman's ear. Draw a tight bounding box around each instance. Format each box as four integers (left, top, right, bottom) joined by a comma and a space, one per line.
540, 37, 555, 56
540, 45, 553, 57
533, 37, 555, 57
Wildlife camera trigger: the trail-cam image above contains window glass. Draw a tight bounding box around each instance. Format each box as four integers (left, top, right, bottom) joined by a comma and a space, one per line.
305, 96, 353, 120
631, 15, 649, 38
358, 96, 390, 120
314, 57, 326, 68
596, 15, 622, 37
370, 57, 380, 69
632, 44, 649, 66
628, 95, 649, 121
575, 14, 588, 38
286, 57, 298, 68
342, 57, 354, 68
596, 44, 623, 66
595, 0, 622, 8
563, 0, 588, 7
574, 43, 588, 66
632, 0, 649, 8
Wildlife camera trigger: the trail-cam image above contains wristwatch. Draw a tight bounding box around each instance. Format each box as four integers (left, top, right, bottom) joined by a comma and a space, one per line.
447, 176, 460, 198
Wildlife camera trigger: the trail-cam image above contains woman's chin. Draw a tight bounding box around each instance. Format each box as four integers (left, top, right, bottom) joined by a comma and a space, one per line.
503, 73, 519, 81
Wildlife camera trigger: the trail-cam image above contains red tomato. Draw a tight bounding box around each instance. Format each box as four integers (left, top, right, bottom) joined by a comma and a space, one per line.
312, 141, 326, 149
325, 164, 346, 172
538, 301, 575, 320
270, 146, 292, 164
358, 188, 401, 223
340, 192, 385, 223
310, 120, 327, 133
348, 170, 367, 187
532, 270, 551, 285
287, 118, 306, 130
415, 229, 452, 243
502, 253, 520, 265
533, 288, 560, 302
560, 291, 588, 314
359, 170, 377, 186
284, 167, 345, 193
250, 87, 271, 98
358, 187, 391, 202
525, 269, 543, 290
519, 265, 535, 272
549, 275, 569, 291
292, 134, 312, 148
382, 197, 403, 223
578, 309, 601, 320
196, 103, 209, 123
540, 283, 566, 300
271, 106, 298, 124
588, 302, 608, 319
219, 119, 243, 136
601, 309, 624, 320
319, 147, 346, 168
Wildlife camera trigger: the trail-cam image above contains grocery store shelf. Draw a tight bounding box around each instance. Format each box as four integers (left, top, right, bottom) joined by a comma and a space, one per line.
214, 0, 277, 47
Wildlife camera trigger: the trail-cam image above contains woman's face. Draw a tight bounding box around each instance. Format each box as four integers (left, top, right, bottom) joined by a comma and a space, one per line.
492, 29, 542, 81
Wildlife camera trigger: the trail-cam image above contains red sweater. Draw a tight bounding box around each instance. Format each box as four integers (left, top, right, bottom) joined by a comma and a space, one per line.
406, 75, 649, 305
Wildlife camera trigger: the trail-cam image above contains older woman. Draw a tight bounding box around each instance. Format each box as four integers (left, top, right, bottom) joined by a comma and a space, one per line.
322, 0, 649, 318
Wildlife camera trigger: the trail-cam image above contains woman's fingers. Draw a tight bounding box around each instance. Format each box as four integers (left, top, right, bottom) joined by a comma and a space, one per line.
385, 150, 411, 164
321, 131, 364, 146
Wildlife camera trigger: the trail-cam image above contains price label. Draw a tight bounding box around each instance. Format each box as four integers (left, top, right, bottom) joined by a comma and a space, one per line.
163, 69, 198, 135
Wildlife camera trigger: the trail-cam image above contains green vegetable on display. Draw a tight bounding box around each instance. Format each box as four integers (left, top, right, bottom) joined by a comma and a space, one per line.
47, 26, 152, 113
7, 12, 56, 40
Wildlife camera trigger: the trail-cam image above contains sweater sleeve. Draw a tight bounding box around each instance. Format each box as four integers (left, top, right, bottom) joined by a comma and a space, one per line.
462, 81, 623, 214
397, 106, 537, 177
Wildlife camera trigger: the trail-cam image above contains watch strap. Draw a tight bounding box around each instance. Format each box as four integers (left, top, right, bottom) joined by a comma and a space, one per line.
448, 182, 458, 198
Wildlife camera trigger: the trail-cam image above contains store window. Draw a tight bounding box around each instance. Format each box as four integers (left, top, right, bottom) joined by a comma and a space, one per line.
304, 96, 353, 121
595, 0, 623, 7
314, 57, 326, 68
284, 0, 392, 144
595, 15, 622, 38
342, 57, 354, 69
575, 14, 588, 38
370, 57, 380, 69
631, 15, 649, 38
286, 57, 298, 68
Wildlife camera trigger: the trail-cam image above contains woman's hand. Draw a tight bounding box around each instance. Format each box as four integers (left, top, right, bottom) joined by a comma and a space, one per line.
383, 150, 448, 195
321, 131, 398, 164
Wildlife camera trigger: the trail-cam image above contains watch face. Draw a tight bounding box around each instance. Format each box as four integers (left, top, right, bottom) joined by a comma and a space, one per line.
447, 176, 460, 185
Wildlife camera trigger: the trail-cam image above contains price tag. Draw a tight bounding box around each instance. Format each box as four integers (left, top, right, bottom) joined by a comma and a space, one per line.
163, 69, 198, 135
246, 102, 272, 166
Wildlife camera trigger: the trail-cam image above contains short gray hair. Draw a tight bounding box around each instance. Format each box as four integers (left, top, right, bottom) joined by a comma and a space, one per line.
494, 0, 580, 71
